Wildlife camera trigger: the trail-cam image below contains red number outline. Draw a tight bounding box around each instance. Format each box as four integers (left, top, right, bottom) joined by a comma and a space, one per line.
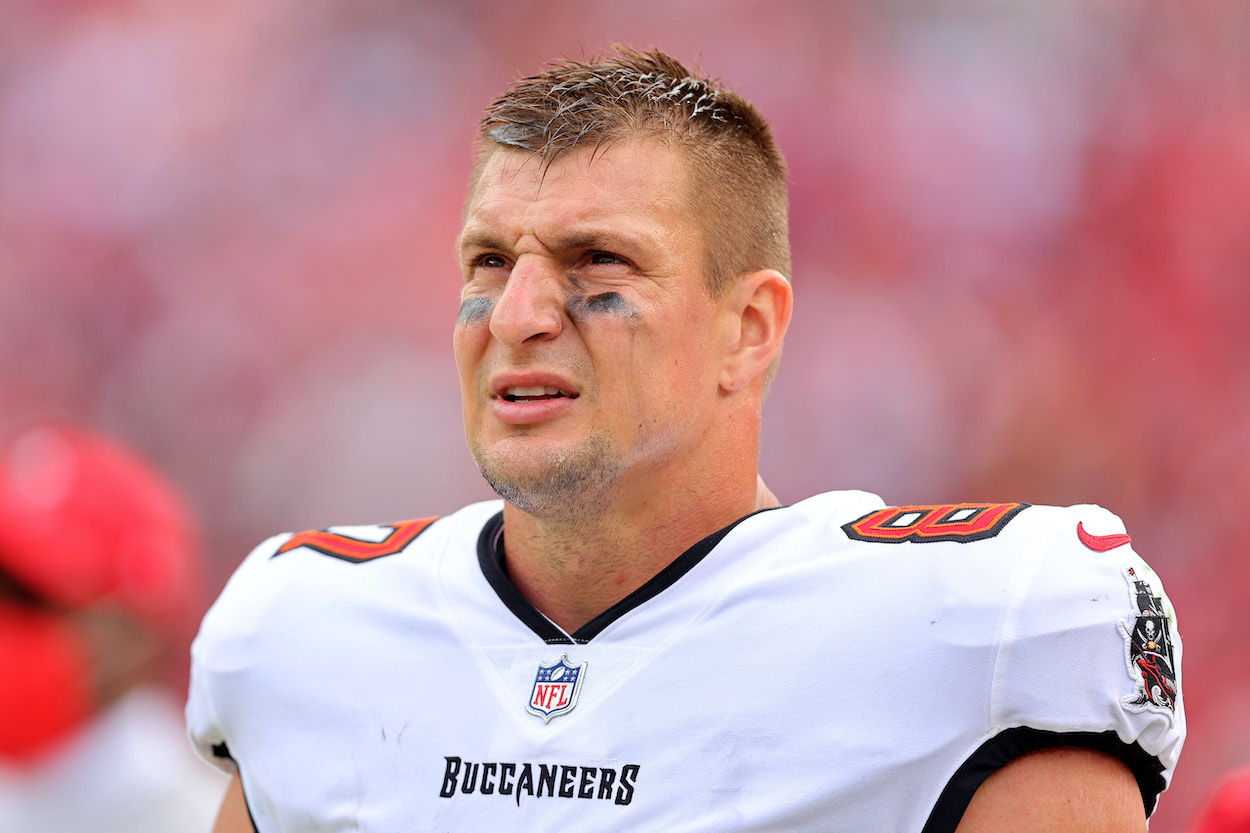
273, 517, 438, 563
842, 503, 1028, 544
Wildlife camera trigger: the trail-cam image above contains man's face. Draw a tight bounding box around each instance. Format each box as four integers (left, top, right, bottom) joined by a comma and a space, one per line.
454, 141, 730, 519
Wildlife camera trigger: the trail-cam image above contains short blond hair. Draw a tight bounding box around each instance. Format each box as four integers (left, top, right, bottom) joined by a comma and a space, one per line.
472, 47, 790, 297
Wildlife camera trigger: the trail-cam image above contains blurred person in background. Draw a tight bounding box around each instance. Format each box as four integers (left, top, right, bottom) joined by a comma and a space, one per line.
0, 422, 227, 832
1190, 767, 1250, 833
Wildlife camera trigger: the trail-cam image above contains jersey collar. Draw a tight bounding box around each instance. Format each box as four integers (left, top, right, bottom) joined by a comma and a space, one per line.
475, 509, 777, 644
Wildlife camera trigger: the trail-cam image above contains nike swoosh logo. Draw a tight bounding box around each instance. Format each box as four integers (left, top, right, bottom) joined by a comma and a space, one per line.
1077, 521, 1132, 552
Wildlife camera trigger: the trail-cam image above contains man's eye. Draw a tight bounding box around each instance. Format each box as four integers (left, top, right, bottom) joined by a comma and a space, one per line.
474, 254, 508, 269
589, 251, 622, 265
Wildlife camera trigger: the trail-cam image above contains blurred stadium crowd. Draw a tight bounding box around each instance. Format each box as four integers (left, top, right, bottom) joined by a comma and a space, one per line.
1, 0, 1246, 829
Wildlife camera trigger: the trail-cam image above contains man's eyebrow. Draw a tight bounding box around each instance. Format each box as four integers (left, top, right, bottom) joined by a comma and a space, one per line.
549, 229, 652, 254
457, 227, 653, 257
457, 230, 508, 256
553, 232, 612, 251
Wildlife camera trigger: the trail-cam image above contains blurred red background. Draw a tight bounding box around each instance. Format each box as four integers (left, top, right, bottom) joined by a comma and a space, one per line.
1, 1, 1245, 828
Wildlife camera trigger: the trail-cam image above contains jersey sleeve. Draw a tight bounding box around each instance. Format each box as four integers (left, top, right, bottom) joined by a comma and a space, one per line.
185, 641, 234, 776
923, 503, 1185, 831
185, 533, 292, 776
990, 504, 1184, 812
184, 515, 448, 779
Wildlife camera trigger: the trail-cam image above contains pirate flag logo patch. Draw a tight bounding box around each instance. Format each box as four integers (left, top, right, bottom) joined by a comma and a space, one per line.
526, 655, 586, 724
1119, 567, 1178, 714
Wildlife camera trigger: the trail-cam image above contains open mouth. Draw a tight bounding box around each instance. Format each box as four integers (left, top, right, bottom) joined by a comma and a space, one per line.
501, 386, 578, 403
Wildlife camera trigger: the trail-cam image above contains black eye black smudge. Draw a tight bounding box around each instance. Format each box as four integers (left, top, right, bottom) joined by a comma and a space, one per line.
586, 292, 631, 313
566, 291, 637, 321
457, 297, 494, 325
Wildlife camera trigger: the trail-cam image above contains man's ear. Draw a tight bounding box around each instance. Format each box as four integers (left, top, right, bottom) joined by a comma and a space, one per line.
719, 269, 793, 393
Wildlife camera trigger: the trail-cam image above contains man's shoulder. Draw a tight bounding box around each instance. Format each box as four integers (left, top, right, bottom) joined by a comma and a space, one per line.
783, 491, 1132, 559
247, 499, 502, 567
798, 492, 1184, 783
196, 500, 503, 637
773, 493, 1163, 611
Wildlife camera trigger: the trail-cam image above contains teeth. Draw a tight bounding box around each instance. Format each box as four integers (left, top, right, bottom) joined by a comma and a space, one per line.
503, 386, 570, 400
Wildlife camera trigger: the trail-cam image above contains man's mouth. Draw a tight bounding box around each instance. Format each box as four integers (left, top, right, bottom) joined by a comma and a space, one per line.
501, 386, 578, 403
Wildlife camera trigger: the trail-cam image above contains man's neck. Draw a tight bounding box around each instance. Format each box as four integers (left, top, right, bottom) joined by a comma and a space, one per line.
500, 473, 779, 634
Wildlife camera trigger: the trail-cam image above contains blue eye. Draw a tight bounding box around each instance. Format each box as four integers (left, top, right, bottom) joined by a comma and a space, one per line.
589, 251, 621, 265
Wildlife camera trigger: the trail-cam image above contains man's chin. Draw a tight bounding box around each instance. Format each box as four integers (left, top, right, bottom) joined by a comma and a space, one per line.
472, 439, 618, 520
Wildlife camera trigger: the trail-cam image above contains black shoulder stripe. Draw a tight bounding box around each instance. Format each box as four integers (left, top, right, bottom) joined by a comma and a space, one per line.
209, 744, 260, 832
922, 727, 1166, 833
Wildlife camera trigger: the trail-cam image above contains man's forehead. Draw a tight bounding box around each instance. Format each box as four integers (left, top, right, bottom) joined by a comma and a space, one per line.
475, 140, 686, 193
461, 141, 692, 237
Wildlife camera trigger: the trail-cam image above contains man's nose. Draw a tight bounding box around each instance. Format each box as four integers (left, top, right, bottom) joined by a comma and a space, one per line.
488, 256, 565, 346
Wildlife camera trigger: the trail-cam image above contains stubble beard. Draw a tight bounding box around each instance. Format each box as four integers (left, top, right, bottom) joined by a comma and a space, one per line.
471, 431, 623, 522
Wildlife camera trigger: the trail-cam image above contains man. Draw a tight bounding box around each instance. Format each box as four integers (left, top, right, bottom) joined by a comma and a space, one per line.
191, 48, 1184, 831
0, 422, 226, 832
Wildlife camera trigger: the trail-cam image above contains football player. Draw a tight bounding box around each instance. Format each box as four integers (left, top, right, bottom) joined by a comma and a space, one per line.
192, 48, 1183, 832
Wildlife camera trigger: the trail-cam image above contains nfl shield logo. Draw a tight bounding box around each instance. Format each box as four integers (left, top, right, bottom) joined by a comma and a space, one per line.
526, 655, 586, 723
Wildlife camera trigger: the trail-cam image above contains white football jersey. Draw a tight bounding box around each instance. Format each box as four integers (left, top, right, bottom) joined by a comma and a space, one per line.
187, 491, 1184, 832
